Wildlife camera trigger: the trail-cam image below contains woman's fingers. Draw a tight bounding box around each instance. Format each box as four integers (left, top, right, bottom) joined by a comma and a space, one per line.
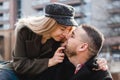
97, 58, 108, 71
55, 47, 65, 53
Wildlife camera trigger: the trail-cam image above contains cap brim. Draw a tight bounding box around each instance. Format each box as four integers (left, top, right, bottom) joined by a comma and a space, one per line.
55, 18, 78, 27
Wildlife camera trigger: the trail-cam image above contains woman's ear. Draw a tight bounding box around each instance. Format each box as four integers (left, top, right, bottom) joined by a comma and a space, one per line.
78, 43, 88, 51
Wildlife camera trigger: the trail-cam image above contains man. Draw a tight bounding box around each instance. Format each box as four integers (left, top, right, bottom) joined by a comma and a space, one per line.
57, 24, 113, 80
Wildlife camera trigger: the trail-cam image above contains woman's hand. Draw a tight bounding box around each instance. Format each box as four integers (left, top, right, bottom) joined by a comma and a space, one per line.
97, 58, 108, 71
48, 47, 65, 67
93, 58, 108, 71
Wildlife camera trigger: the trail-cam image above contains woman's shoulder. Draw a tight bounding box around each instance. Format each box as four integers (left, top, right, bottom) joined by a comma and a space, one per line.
15, 26, 37, 41
17, 25, 31, 32
16, 25, 33, 35
15, 25, 40, 40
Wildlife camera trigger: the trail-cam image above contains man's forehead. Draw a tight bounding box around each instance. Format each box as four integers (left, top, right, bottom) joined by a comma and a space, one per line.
74, 27, 82, 34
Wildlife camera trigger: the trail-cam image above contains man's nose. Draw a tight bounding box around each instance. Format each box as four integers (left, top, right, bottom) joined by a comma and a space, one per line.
61, 41, 67, 47
65, 33, 71, 39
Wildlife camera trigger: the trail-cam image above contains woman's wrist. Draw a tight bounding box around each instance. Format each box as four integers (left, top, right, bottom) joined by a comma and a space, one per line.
48, 58, 54, 67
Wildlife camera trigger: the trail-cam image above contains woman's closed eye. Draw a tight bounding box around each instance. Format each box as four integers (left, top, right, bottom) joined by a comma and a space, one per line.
60, 27, 66, 31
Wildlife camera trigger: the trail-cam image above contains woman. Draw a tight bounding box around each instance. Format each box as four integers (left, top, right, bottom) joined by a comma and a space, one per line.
0, 2, 107, 80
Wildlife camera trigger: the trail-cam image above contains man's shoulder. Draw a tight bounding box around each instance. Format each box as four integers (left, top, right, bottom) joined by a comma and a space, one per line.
90, 70, 113, 80
73, 65, 112, 80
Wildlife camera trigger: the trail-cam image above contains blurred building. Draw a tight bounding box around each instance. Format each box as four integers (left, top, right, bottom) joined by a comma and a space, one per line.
0, 0, 17, 60
0, 0, 120, 79
106, 0, 120, 59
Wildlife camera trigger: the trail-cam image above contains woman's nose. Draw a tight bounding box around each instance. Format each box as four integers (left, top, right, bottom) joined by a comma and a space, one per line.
63, 32, 71, 39
65, 34, 70, 39
62, 32, 67, 37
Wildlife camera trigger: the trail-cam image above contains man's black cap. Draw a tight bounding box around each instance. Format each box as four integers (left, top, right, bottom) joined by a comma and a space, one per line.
44, 2, 78, 26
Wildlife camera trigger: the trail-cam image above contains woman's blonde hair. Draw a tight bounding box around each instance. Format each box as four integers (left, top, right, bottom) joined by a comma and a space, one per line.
15, 16, 57, 36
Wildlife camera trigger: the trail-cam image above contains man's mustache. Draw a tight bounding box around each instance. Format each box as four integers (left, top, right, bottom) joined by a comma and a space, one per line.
61, 41, 67, 53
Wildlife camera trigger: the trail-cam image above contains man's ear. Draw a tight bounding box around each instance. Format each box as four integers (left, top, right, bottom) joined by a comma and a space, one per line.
78, 43, 88, 51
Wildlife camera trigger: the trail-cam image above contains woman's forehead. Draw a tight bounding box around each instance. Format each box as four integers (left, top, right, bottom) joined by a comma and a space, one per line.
58, 23, 75, 28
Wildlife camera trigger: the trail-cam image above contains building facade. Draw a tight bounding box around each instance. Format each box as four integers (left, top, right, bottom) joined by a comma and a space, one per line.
0, 0, 17, 60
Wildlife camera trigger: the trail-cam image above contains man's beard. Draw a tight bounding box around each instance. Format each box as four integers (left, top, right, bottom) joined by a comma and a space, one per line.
64, 47, 76, 57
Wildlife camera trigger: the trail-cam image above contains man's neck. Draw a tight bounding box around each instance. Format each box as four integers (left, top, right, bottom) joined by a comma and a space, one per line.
68, 55, 88, 67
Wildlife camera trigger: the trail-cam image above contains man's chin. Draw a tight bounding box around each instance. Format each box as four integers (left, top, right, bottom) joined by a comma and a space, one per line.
65, 50, 76, 57
64, 49, 70, 56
